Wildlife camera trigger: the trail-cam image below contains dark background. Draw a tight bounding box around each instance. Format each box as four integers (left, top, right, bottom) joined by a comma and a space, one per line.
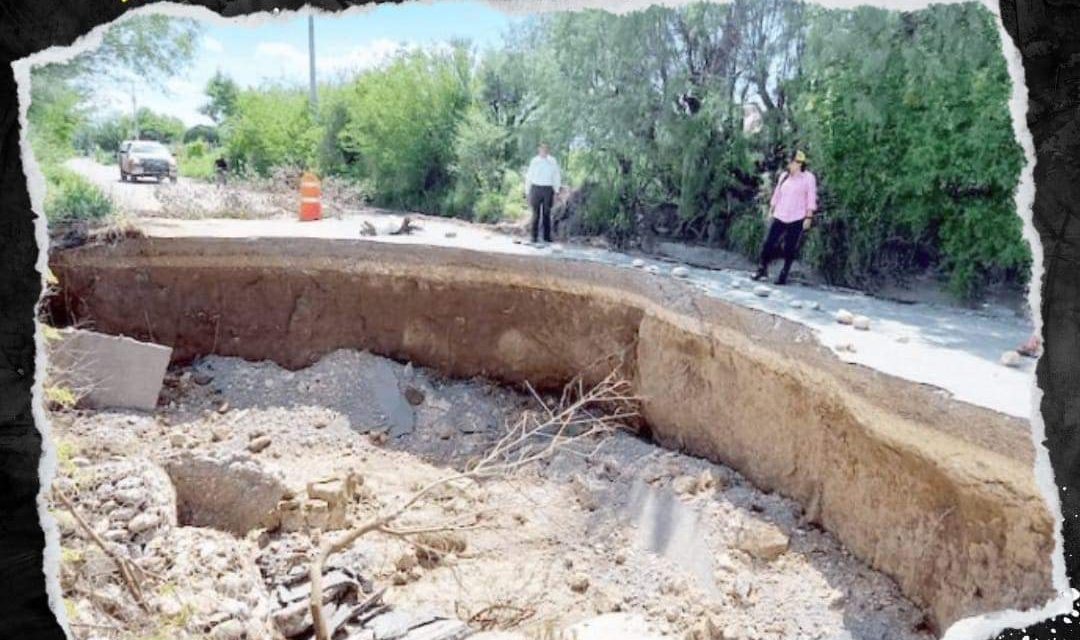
0, 1, 1076, 638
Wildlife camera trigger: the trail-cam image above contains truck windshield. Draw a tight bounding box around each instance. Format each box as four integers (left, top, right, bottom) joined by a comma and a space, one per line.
131, 142, 167, 154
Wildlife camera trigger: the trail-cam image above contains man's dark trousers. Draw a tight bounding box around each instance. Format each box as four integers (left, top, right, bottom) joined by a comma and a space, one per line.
529, 184, 555, 242
760, 218, 804, 278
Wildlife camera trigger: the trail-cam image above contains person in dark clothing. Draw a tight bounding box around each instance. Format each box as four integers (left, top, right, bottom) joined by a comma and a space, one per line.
214, 156, 228, 187
524, 143, 561, 244
753, 150, 818, 285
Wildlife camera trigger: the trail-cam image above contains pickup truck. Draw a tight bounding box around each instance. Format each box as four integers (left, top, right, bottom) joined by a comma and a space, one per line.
118, 140, 178, 183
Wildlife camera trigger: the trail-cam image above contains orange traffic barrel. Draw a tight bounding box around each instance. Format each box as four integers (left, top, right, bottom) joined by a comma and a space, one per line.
299, 171, 322, 221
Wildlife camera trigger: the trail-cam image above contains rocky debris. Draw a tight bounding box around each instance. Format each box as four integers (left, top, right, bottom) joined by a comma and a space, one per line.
277, 471, 363, 533
671, 266, 690, 278
57, 457, 177, 550
568, 572, 591, 593
248, 435, 273, 453
1000, 350, 1022, 367
144, 527, 275, 638
852, 315, 871, 331
734, 523, 789, 561
753, 285, 771, 298
52, 348, 934, 640
164, 450, 287, 534
47, 328, 172, 411
730, 573, 754, 605
835, 309, 855, 325
646, 265, 661, 275
672, 475, 699, 495
632, 258, 646, 268
404, 386, 426, 406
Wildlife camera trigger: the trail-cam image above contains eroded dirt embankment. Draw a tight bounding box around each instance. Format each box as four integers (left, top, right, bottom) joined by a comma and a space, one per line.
49, 237, 1053, 632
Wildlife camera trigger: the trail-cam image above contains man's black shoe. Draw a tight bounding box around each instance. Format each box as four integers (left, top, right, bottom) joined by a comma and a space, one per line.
751, 268, 768, 281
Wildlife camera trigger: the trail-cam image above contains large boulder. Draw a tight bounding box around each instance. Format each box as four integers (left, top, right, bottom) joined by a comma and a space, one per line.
163, 450, 286, 535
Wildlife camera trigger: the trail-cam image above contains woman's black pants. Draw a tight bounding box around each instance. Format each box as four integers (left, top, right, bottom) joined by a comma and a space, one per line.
759, 218, 804, 277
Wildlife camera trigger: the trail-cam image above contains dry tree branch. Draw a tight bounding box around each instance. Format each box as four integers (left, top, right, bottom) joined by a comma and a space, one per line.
54, 490, 150, 612
308, 367, 639, 640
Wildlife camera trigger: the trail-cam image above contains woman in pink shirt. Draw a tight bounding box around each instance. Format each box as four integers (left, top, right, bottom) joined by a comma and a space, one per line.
752, 150, 818, 285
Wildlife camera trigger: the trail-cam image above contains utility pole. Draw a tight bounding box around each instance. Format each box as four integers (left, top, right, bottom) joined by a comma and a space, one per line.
308, 14, 318, 118
130, 79, 139, 139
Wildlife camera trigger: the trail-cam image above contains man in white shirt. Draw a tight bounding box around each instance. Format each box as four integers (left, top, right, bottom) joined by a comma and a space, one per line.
524, 143, 561, 243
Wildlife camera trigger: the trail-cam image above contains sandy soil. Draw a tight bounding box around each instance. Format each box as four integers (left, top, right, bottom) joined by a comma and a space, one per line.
49, 349, 932, 640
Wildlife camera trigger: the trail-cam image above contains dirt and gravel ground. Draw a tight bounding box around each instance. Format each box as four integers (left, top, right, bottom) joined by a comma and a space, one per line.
49, 348, 933, 640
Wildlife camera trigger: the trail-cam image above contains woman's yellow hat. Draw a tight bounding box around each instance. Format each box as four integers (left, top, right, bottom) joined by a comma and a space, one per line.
794, 150, 807, 164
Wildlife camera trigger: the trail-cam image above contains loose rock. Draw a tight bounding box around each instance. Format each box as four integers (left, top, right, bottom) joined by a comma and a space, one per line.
1000, 350, 1022, 367
836, 309, 855, 325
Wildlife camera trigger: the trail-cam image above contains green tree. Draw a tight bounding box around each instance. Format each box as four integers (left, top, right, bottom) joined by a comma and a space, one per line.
338, 46, 473, 211
199, 70, 240, 124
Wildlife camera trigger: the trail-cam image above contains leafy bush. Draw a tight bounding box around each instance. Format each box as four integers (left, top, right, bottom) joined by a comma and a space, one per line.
225, 86, 319, 175
177, 146, 215, 180
43, 167, 113, 224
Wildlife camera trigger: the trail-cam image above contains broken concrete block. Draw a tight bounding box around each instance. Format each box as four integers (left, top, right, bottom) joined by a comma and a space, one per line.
163, 451, 286, 535
48, 328, 171, 411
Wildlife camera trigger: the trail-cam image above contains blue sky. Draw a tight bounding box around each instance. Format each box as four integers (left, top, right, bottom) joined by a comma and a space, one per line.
90, 1, 522, 126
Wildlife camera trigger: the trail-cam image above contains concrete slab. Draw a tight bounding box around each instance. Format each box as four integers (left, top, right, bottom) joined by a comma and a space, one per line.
48, 327, 171, 411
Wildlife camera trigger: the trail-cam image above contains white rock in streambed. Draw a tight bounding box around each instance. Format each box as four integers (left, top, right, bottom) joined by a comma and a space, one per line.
632, 258, 646, 268
753, 285, 772, 297
835, 309, 855, 325
1000, 350, 1022, 367
671, 266, 690, 278
852, 315, 871, 331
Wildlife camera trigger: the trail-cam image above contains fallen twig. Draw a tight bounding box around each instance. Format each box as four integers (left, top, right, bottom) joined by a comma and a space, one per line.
54, 490, 149, 612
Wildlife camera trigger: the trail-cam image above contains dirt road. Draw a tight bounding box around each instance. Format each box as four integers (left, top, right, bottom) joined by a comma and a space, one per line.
65, 156, 187, 214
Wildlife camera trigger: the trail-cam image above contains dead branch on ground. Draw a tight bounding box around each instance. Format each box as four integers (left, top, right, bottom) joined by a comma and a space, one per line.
54, 490, 150, 612
308, 368, 638, 640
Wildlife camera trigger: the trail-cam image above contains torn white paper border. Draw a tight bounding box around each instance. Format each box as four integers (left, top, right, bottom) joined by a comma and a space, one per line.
11, 1, 1066, 639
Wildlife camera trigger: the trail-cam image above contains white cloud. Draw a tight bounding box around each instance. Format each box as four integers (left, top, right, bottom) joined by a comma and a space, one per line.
317, 39, 403, 75
203, 36, 225, 54
252, 39, 410, 79
254, 41, 307, 71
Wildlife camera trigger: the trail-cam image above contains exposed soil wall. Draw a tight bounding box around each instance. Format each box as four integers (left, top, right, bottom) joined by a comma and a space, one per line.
49, 237, 1053, 632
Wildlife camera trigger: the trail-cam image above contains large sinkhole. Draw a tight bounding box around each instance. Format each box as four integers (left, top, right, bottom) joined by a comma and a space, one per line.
47, 235, 1053, 632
